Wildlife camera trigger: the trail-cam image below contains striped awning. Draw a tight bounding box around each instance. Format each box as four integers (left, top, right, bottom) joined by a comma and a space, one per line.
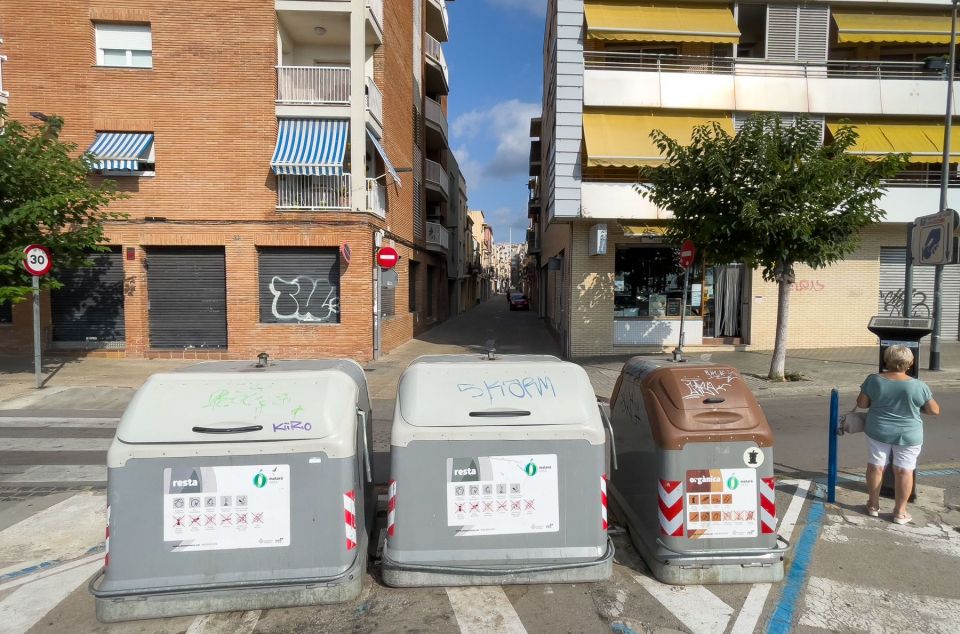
87, 132, 154, 172
367, 129, 401, 185
271, 119, 348, 176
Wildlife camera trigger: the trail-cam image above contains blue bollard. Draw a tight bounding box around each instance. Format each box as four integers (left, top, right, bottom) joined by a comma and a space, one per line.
827, 389, 839, 504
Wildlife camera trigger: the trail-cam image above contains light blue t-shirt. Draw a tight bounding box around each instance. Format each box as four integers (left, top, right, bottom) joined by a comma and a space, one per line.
860, 374, 933, 447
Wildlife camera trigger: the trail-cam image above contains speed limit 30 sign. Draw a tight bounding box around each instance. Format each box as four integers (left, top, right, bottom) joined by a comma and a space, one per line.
23, 244, 53, 276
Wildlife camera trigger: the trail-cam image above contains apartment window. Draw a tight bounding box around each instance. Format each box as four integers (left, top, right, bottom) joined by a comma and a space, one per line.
95, 23, 152, 68
614, 246, 702, 318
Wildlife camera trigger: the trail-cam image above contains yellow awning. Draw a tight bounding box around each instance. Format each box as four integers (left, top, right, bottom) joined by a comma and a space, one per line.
621, 224, 668, 237
584, 2, 740, 44
584, 110, 735, 167
826, 120, 960, 163
832, 11, 952, 45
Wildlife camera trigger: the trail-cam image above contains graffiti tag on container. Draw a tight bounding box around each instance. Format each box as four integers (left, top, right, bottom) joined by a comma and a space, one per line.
457, 376, 558, 403
680, 369, 738, 400
273, 421, 313, 432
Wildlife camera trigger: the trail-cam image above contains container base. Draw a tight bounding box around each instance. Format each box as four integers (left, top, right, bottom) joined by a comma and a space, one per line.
92, 544, 367, 623
381, 538, 614, 587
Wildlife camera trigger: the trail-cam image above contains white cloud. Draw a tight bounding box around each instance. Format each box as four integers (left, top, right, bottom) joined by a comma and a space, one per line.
487, 206, 529, 242
450, 99, 540, 183
487, 0, 547, 17
452, 144, 484, 191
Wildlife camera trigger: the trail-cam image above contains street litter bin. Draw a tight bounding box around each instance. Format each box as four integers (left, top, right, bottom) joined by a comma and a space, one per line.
608, 358, 784, 585
382, 354, 614, 587
90, 359, 374, 622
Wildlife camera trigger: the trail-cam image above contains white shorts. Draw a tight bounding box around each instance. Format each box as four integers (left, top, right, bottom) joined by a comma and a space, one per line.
867, 437, 922, 470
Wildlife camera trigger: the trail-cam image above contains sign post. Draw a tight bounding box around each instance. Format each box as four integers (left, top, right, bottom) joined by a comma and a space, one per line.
674, 240, 696, 363
912, 209, 958, 371
22, 245, 53, 389
374, 244, 398, 361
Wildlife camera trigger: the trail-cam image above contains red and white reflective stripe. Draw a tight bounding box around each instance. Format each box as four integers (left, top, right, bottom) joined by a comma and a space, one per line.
344, 490, 358, 551
104, 504, 110, 567
387, 480, 397, 538
658, 479, 683, 537
760, 477, 777, 534
600, 475, 608, 531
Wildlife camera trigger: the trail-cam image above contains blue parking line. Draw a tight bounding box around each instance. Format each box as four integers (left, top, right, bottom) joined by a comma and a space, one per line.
765, 499, 825, 634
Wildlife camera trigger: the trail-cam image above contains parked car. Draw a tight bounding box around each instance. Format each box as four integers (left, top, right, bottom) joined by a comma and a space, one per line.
508, 292, 530, 311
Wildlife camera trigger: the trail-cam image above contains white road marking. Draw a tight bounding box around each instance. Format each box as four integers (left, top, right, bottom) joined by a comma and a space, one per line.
822, 514, 960, 558
446, 586, 527, 634
0, 492, 104, 576
632, 574, 733, 634
800, 576, 960, 634
0, 559, 101, 634
0, 438, 110, 452
0, 464, 107, 485
187, 610, 261, 634
729, 479, 811, 634
0, 553, 102, 592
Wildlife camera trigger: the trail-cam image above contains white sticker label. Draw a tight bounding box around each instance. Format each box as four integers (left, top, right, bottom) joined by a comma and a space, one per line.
685, 468, 758, 539
446, 454, 559, 536
743, 446, 765, 468
163, 465, 290, 552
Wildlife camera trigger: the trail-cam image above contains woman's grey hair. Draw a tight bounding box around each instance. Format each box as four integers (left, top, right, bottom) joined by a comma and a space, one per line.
884, 345, 914, 372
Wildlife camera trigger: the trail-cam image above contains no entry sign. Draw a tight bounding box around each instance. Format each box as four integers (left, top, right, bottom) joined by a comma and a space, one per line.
376, 246, 399, 270
23, 244, 53, 276
679, 240, 696, 269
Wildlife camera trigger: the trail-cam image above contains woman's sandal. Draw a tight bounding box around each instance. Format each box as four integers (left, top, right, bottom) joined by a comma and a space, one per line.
866, 505, 880, 518
892, 513, 913, 525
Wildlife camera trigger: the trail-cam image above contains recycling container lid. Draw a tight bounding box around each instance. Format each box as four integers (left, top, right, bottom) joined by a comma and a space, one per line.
115, 369, 360, 445
397, 354, 602, 429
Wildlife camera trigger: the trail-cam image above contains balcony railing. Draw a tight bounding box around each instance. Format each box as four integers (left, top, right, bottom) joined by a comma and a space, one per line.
366, 178, 386, 217
425, 34, 449, 85
425, 159, 447, 190
277, 174, 352, 210
425, 96, 448, 141
367, 0, 383, 30
426, 221, 449, 250
276, 66, 350, 105
884, 170, 960, 188
584, 52, 946, 81
366, 79, 383, 126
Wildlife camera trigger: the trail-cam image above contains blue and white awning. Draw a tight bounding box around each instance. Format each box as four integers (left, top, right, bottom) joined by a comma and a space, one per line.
87, 132, 154, 172
367, 129, 401, 186
271, 119, 348, 176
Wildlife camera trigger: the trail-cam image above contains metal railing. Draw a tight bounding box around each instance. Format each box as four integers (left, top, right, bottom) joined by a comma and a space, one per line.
425, 34, 449, 85
366, 79, 383, 126
424, 96, 448, 140
583, 52, 947, 81
367, 0, 384, 30
366, 178, 386, 216
425, 158, 447, 188
884, 170, 960, 188
277, 174, 352, 210
426, 221, 449, 249
276, 66, 350, 105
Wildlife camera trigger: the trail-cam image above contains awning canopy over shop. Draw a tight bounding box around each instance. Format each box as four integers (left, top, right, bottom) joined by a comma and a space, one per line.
584, 2, 741, 44
826, 120, 960, 163
366, 129, 401, 185
271, 118, 348, 176
621, 224, 669, 237
86, 132, 154, 172
832, 10, 953, 45
583, 110, 735, 167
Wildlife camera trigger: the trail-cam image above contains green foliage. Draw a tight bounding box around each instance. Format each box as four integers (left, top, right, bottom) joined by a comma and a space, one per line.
635, 113, 908, 282
0, 108, 126, 304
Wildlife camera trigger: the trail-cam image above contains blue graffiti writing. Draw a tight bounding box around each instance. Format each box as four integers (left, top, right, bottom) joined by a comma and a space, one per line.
457, 376, 558, 403
273, 421, 313, 432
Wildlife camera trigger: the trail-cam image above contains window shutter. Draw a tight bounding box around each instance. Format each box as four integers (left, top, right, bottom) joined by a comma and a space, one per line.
766, 4, 829, 62
766, 5, 799, 62
797, 5, 829, 62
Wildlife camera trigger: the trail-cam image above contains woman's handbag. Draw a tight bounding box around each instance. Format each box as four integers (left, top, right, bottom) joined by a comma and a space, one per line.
839, 409, 866, 435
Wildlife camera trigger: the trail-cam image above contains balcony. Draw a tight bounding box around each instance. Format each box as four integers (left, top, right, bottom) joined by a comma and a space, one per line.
0, 51, 6, 105
425, 158, 449, 200
277, 66, 350, 105
367, 78, 383, 129
367, 0, 384, 41
425, 0, 450, 42
275, 1, 381, 44
425, 221, 449, 252
583, 53, 960, 118
366, 177, 386, 217
424, 33, 449, 95
424, 96, 448, 150
277, 174, 352, 210
526, 229, 541, 254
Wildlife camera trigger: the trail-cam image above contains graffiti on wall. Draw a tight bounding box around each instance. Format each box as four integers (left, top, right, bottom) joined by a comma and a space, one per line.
269, 276, 338, 323
879, 288, 931, 318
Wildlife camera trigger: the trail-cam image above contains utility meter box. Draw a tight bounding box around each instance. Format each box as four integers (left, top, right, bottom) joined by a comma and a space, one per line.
90, 360, 374, 622
608, 358, 784, 585
382, 354, 614, 587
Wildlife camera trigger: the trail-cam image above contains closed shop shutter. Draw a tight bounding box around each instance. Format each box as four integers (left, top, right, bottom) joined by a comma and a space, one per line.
51, 249, 125, 346
0, 301, 11, 324
258, 248, 340, 324
878, 247, 960, 340
147, 247, 227, 348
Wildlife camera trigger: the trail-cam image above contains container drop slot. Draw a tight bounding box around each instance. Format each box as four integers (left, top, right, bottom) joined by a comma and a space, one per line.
468, 410, 532, 417
191, 425, 264, 434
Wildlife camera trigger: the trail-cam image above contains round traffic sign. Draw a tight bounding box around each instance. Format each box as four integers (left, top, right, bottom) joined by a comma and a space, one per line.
679, 239, 696, 269
376, 246, 399, 270
22, 244, 53, 276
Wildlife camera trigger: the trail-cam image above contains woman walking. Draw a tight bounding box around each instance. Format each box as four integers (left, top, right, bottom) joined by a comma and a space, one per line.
857, 345, 940, 524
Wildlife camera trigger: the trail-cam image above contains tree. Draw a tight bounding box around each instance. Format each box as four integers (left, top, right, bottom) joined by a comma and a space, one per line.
0, 108, 126, 306
636, 114, 907, 380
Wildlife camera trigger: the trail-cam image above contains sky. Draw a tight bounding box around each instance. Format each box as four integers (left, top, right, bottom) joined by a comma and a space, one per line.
445, 0, 547, 245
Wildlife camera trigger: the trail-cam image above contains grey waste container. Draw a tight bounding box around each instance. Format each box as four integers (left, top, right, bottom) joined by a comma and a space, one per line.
382, 354, 614, 587
90, 360, 374, 622
608, 359, 784, 585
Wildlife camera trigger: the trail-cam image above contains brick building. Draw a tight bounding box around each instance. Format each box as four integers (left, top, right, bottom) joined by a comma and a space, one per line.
0, 0, 463, 361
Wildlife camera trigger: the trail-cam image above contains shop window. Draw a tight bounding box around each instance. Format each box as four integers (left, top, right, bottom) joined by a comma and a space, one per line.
614, 246, 703, 318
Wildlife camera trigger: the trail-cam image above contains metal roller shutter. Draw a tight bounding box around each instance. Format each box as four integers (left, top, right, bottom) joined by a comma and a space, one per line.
51, 249, 125, 346
878, 247, 959, 340
0, 301, 11, 324
258, 248, 340, 324
147, 247, 227, 348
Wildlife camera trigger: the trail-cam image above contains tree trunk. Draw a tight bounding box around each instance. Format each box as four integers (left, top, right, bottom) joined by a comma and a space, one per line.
768, 268, 794, 381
